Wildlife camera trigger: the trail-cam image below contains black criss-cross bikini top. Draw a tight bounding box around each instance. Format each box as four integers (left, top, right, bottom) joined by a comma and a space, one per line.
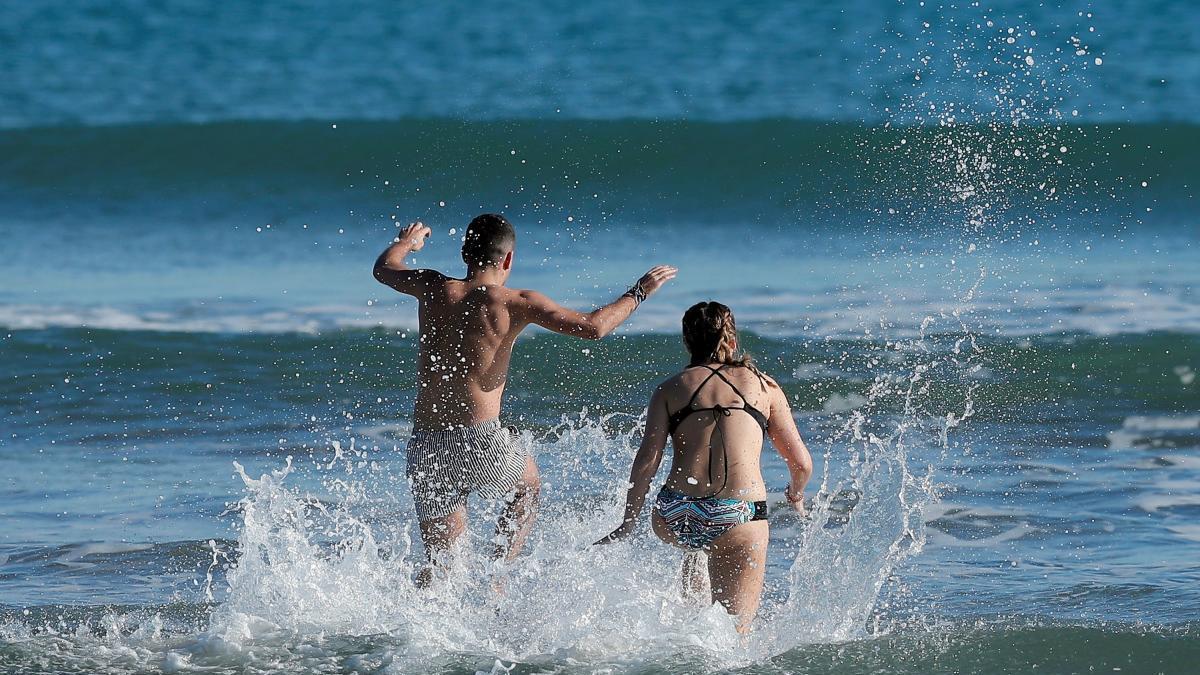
667, 365, 769, 435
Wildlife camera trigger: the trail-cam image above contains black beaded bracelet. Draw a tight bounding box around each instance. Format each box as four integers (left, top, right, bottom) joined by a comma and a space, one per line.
623, 281, 648, 306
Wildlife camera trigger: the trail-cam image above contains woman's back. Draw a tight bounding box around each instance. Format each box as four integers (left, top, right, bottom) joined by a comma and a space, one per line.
597, 300, 813, 634
660, 364, 774, 501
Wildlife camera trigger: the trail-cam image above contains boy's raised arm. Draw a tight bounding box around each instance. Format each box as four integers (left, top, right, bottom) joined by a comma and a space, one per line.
373, 221, 444, 296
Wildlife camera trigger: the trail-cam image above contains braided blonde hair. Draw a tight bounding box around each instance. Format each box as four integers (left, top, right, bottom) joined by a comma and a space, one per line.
681, 301, 776, 388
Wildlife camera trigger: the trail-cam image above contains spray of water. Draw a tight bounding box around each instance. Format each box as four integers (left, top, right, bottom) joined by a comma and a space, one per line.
176, 340, 977, 671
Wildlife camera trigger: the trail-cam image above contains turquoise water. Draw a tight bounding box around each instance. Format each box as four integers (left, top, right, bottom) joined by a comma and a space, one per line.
1, 1, 1198, 673
1, 0, 1196, 125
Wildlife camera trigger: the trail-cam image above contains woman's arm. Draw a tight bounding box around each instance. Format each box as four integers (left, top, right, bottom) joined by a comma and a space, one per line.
595, 385, 671, 544
766, 381, 814, 513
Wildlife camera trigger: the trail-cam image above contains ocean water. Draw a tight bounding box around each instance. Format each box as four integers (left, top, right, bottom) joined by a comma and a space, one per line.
1, 1, 1198, 673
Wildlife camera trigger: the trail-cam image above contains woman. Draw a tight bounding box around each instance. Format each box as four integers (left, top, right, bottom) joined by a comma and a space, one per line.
597, 301, 813, 634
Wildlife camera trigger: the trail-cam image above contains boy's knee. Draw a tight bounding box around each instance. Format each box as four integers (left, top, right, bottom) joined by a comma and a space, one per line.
509, 478, 540, 505
516, 458, 540, 492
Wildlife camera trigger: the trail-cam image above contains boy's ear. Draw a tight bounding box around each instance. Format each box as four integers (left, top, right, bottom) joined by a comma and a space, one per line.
502, 250, 514, 270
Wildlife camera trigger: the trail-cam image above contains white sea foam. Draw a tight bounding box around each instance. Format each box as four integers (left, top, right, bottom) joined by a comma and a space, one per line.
186, 434, 749, 668
820, 392, 870, 413
1166, 524, 1200, 543
0, 303, 417, 335
163, 318, 976, 668
1135, 493, 1200, 513
926, 522, 1037, 548
1106, 415, 1200, 450
0, 280, 1195, 337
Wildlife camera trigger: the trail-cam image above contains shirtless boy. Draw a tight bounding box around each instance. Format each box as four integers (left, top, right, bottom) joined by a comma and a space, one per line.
373, 214, 676, 580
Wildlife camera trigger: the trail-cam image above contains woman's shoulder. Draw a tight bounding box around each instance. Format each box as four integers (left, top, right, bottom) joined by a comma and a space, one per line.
753, 367, 780, 389
732, 364, 782, 396
658, 364, 779, 393
724, 361, 773, 380
657, 369, 693, 390
654, 368, 704, 397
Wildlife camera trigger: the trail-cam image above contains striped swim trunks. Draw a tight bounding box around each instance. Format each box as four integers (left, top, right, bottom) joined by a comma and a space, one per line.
405, 419, 527, 521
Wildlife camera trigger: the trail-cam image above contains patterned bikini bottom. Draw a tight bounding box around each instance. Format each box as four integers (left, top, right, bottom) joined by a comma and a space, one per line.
653, 487, 767, 550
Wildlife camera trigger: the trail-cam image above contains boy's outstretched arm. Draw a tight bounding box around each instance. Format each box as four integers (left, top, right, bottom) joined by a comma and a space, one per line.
517, 265, 677, 340
373, 221, 444, 296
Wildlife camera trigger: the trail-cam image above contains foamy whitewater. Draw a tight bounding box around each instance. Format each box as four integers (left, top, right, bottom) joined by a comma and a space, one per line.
2, 1, 1199, 673
3, 333, 966, 673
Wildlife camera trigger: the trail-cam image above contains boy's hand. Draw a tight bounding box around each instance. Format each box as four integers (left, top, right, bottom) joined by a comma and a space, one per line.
636, 265, 678, 297
398, 222, 432, 251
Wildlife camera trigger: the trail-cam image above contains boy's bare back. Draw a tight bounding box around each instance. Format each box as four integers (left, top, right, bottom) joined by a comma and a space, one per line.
412, 277, 523, 430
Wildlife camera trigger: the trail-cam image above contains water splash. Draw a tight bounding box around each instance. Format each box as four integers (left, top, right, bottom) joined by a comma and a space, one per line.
179, 348, 977, 669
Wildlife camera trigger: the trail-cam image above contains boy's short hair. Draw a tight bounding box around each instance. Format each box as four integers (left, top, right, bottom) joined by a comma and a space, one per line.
462, 213, 515, 267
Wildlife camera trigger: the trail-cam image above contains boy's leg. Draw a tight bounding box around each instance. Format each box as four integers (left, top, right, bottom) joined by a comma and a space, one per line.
492, 455, 540, 561
416, 506, 467, 588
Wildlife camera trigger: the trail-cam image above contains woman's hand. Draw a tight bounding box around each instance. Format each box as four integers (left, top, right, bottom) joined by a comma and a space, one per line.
593, 523, 634, 546
785, 483, 807, 516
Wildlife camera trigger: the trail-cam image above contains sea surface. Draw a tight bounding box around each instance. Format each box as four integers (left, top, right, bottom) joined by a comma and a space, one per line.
1, 1, 1198, 673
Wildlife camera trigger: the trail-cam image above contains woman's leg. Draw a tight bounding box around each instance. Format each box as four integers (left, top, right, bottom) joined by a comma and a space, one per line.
707, 521, 769, 634
679, 550, 711, 604
652, 510, 711, 603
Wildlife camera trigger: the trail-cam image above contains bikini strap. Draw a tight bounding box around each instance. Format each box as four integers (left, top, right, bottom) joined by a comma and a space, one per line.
669, 364, 768, 435
683, 365, 726, 409
704, 365, 770, 432
706, 367, 753, 407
